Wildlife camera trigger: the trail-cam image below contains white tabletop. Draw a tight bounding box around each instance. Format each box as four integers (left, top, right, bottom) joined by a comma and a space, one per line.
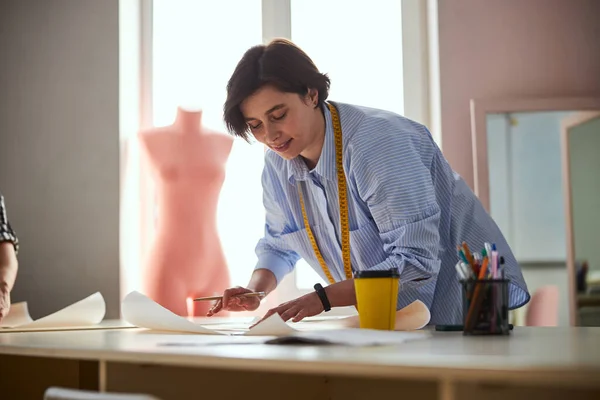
1, 322, 599, 385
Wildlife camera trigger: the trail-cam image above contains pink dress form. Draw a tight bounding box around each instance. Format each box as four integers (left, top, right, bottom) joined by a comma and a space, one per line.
139, 108, 233, 317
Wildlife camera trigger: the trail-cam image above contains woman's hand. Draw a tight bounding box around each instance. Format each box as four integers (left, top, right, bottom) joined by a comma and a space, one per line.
0, 242, 18, 324
251, 291, 324, 327
206, 286, 262, 316
0, 283, 10, 323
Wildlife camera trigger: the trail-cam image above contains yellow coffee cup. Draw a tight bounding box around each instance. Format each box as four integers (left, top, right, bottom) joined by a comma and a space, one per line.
353, 268, 400, 330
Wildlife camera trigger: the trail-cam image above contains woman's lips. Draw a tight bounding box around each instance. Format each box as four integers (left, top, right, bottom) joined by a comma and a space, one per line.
271, 139, 292, 153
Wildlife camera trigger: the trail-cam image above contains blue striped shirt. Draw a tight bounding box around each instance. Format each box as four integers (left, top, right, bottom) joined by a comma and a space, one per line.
254, 101, 530, 325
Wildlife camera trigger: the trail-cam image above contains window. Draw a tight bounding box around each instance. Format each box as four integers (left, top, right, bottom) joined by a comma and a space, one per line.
152, 0, 265, 289
290, 0, 404, 115
121, 0, 418, 313
290, 0, 404, 289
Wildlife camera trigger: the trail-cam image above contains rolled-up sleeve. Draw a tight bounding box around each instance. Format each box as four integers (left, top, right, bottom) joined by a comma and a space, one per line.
254, 160, 300, 284
0, 193, 19, 255
349, 119, 441, 290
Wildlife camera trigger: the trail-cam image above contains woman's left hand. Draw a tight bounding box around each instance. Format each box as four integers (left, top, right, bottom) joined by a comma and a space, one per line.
251, 292, 324, 327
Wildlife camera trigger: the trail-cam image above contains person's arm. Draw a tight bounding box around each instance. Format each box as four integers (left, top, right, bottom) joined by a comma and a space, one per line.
0, 242, 18, 292
246, 268, 277, 295
252, 155, 302, 286
207, 156, 300, 316
0, 194, 19, 320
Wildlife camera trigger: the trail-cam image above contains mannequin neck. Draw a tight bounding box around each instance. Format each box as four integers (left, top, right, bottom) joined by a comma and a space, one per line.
174, 107, 202, 133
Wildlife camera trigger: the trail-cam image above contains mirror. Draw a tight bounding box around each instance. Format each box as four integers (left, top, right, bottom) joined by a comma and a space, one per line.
470, 97, 600, 327
563, 112, 600, 327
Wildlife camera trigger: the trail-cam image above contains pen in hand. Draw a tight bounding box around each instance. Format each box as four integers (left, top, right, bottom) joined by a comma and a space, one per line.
194, 291, 266, 302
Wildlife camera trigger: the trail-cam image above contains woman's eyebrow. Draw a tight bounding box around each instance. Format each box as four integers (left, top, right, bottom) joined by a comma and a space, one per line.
245, 104, 286, 122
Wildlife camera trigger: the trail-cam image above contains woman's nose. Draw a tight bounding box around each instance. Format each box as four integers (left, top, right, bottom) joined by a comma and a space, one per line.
265, 125, 281, 143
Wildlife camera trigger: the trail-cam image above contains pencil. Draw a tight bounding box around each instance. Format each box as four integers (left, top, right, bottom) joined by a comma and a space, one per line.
192, 292, 266, 302
465, 257, 489, 330
461, 242, 477, 274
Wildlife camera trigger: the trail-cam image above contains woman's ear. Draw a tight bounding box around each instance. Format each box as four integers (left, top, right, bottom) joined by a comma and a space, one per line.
308, 88, 319, 107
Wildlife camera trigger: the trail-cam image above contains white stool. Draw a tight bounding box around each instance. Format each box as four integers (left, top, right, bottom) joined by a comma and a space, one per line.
43, 387, 161, 400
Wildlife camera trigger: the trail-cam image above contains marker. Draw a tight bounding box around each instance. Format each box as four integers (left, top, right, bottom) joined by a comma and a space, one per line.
455, 262, 467, 280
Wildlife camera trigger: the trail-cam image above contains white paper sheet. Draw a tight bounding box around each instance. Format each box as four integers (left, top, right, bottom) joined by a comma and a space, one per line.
0, 301, 33, 328
121, 291, 223, 335
0, 292, 106, 331
243, 313, 297, 336
336, 300, 431, 331
121, 292, 431, 336
122, 291, 299, 336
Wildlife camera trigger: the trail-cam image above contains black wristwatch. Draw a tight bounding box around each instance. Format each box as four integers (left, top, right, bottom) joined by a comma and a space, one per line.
314, 283, 331, 312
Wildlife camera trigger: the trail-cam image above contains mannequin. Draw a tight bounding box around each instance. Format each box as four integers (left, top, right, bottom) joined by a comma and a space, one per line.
139, 107, 233, 317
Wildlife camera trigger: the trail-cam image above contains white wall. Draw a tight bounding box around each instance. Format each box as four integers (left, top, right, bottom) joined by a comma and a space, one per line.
438, 0, 600, 188
0, 1, 120, 319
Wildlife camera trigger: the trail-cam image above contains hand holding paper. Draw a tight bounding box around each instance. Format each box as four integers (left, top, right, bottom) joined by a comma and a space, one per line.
121, 291, 430, 335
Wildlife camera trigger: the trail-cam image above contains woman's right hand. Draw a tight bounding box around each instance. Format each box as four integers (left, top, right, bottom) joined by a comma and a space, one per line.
206, 286, 262, 316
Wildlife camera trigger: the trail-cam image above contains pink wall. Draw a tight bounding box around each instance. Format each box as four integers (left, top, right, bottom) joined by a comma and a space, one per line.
438, 0, 600, 188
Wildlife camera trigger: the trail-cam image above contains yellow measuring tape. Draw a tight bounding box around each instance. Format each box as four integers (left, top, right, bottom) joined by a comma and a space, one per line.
298, 102, 351, 284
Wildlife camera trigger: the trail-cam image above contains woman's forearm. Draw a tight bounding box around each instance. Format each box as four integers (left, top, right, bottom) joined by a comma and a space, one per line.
247, 268, 278, 295
324, 278, 357, 308
0, 242, 18, 292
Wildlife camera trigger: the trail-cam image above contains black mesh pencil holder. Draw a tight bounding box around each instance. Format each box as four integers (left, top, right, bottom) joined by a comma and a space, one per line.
461, 278, 510, 335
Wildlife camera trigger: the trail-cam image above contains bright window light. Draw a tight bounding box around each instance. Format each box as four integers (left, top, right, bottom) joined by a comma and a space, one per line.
290, 0, 404, 289
152, 0, 265, 287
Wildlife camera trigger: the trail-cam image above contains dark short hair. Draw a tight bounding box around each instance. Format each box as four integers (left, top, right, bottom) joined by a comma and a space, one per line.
223, 38, 330, 141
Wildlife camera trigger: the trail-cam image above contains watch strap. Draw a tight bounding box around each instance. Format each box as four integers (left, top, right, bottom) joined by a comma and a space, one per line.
314, 283, 331, 312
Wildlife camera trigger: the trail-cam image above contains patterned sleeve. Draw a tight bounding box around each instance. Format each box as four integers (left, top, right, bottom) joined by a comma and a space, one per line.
0, 193, 19, 255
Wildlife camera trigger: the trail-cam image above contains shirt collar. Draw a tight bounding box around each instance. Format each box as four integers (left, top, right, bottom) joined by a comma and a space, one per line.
287, 103, 337, 184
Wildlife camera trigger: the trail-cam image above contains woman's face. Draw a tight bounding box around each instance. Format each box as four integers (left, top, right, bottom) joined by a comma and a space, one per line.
240, 84, 324, 167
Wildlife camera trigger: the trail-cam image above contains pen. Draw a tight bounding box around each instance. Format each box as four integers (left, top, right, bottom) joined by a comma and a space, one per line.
462, 241, 475, 267
484, 242, 492, 259
464, 257, 489, 330
455, 262, 469, 280
457, 247, 470, 265
193, 292, 266, 302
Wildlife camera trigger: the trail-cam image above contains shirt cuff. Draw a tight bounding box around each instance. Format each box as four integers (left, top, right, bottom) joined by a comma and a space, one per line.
255, 250, 297, 285
0, 224, 19, 255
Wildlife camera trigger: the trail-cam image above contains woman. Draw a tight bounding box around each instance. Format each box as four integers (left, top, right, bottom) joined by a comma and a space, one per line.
207, 39, 530, 325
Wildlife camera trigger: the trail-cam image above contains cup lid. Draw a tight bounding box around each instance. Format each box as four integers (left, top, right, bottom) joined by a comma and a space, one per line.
353, 268, 400, 279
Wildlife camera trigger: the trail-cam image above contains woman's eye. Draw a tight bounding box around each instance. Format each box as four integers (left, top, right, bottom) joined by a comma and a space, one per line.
272, 112, 286, 121
249, 123, 261, 130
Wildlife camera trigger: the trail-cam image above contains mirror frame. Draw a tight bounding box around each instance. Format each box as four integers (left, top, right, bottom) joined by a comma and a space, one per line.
470, 96, 600, 212
561, 111, 600, 326
470, 96, 600, 327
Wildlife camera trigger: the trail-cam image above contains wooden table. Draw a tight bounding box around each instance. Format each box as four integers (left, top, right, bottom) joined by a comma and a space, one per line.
1, 322, 599, 400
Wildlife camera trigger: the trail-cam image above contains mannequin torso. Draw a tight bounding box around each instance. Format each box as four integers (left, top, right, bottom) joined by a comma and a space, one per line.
139, 108, 233, 316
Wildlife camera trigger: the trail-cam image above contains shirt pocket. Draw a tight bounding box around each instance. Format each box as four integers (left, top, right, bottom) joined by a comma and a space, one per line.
350, 218, 387, 270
